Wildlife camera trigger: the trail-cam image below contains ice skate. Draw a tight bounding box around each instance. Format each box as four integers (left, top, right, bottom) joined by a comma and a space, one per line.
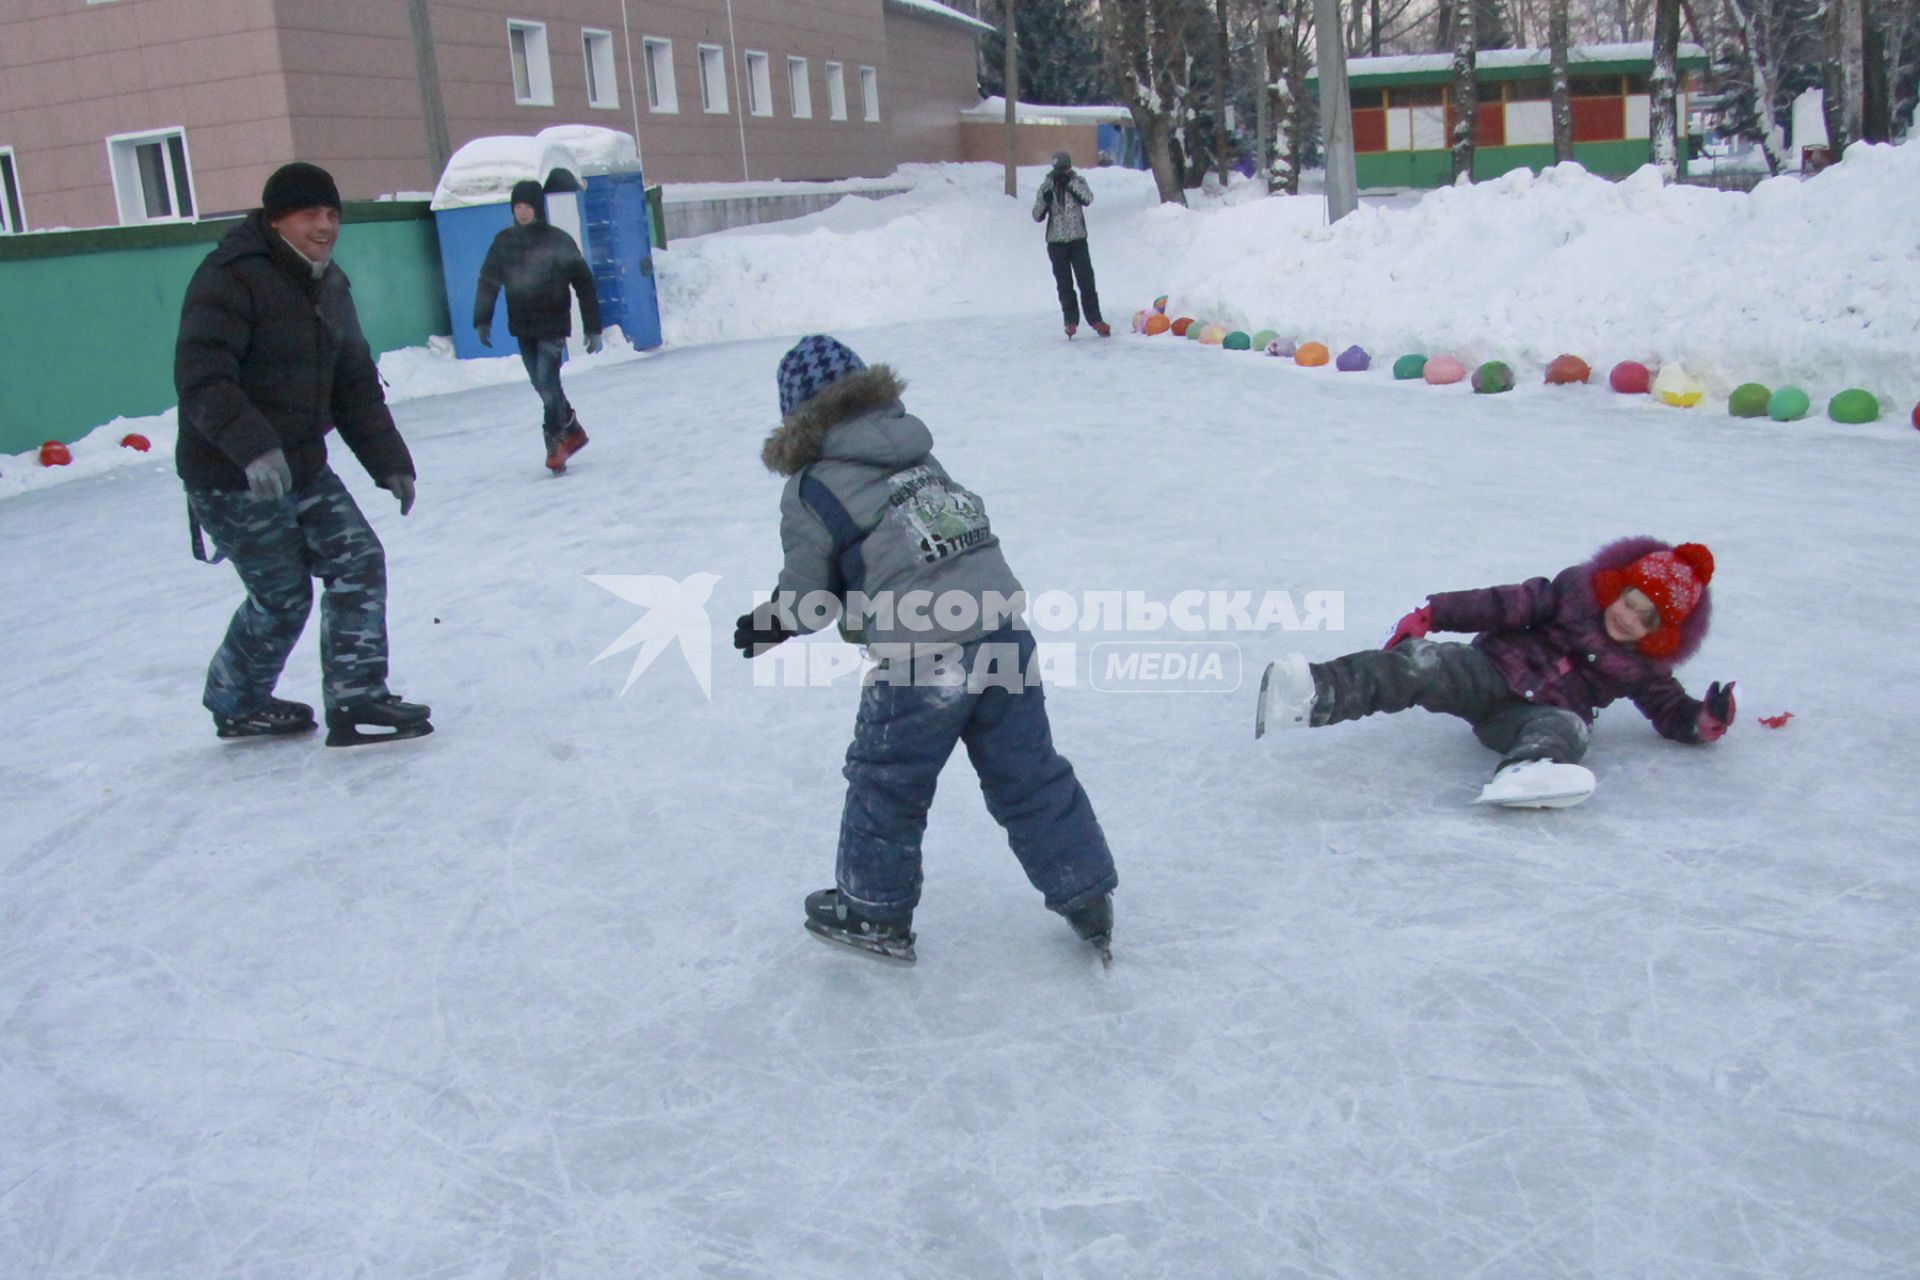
1092, 321, 1111, 337
1254, 653, 1317, 739
803, 888, 916, 964
1065, 893, 1113, 967
213, 696, 316, 740
325, 693, 434, 748
1064, 323, 1078, 339
555, 414, 588, 466
1474, 759, 1595, 809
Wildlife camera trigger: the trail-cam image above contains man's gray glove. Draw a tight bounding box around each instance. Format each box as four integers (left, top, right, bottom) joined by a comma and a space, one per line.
584, 332, 604, 355
245, 448, 292, 501
475, 323, 492, 348
380, 474, 416, 516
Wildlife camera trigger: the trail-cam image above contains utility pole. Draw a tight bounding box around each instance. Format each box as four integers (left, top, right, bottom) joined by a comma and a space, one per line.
1004, 0, 1020, 197
1313, 0, 1359, 220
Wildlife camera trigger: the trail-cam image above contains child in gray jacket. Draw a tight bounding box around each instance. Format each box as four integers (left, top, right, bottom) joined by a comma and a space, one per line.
734, 335, 1117, 964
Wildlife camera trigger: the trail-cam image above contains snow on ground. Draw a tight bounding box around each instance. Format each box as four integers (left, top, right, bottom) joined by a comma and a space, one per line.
3, 153, 1918, 1278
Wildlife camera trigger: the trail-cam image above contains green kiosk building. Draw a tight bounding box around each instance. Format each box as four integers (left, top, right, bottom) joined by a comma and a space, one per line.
1310, 41, 1709, 190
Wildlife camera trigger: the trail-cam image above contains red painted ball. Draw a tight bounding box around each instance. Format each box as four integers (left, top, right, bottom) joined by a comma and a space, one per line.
121, 433, 152, 452
39, 440, 73, 467
1609, 361, 1651, 394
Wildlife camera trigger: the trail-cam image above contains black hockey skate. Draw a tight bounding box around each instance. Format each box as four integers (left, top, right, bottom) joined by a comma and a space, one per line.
325, 694, 434, 748
214, 696, 316, 740
1065, 893, 1114, 967
803, 888, 916, 964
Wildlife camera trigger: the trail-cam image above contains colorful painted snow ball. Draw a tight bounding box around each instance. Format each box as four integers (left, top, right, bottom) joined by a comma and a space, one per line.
1472, 361, 1515, 394
1335, 345, 1371, 372
1265, 337, 1295, 358
1250, 330, 1278, 351
119, 433, 152, 451
1653, 363, 1703, 408
1152, 295, 1169, 314
1827, 388, 1881, 424
1544, 354, 1591, 385
1144, 313, 1172, 336
1392, 354, 1428, 381
1198, 323, 1228, 345
1223, 330, 1252, 351
1609, 361, 1652, 394
1171, 317, 1196, 337
1131, 310, 1148, 333
1912, 400, 1920, 431
1294, 342, 1330, 367
1767, 386, 1812, 421
1727, 383, 1771, 418
1186, 320, 1209, 340
39, 440, 72, 467
1423, 354, 1467, 385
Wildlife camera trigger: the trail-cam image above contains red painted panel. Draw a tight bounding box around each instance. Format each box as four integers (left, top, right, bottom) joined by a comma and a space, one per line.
1353, 108, 1387, 153
1571, 97, 1626, 142
1476, 102, 1505, 147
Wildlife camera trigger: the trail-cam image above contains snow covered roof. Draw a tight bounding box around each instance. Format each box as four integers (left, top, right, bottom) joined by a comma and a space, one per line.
962, 97, 1132, 126
1316, 42, 1709, 86
430, 127, 639, 210
883, 0, 995, 36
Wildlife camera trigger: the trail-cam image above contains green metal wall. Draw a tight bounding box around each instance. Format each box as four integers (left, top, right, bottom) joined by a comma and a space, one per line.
0, 204, 449, 455
1354, 138, 1689, 190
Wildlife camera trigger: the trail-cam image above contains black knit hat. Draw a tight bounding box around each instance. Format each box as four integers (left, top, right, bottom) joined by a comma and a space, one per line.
262, 162, 342, 220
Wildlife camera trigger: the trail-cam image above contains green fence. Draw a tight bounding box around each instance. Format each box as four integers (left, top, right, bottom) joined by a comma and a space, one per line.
0, 202, 450, 455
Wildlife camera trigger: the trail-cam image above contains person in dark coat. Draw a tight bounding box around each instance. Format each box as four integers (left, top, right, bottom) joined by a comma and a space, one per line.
1255, 538, 1736, 802
472, 179, 603, 472
1031, 151, 1108, 339
175, 161, 432, 747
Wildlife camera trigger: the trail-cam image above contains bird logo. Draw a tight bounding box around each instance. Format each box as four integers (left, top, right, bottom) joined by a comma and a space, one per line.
587, 573, 723, 698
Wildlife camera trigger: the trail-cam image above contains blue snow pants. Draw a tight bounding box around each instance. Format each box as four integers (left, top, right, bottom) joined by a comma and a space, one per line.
836, 626, 1118, 922
186, 468, 390, 717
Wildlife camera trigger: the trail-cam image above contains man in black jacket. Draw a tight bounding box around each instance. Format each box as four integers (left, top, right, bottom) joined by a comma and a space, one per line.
175, 162, 432, 748
473, 179, 604, 472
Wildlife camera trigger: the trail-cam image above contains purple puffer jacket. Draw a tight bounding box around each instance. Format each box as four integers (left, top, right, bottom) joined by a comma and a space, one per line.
1424, 536, 1713, 742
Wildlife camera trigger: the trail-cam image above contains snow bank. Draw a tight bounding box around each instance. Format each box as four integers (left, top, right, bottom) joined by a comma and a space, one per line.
653, 143, 1920, 410
0, 412, 176, 500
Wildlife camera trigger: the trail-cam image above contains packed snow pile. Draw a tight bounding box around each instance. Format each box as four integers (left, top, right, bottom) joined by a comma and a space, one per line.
653, 142, 1920, 408
430, 127, 638, 210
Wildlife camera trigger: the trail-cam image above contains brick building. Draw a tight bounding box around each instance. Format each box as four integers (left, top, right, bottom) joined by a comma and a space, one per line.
0, 0, 991, 232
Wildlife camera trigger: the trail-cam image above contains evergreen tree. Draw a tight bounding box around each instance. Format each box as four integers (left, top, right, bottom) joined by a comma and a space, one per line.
979, 0, 1106, 103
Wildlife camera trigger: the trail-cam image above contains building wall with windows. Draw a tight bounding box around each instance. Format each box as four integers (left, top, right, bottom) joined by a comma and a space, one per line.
0, 0, 991, 232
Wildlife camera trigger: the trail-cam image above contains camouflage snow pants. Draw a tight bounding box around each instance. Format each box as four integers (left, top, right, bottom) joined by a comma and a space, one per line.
1310, 639, 1590, 766
186, 468, 390, 717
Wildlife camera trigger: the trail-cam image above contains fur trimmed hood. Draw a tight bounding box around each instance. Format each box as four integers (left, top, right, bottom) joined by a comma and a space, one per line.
761, 365, 911, 475
1582, 535, 1713, 665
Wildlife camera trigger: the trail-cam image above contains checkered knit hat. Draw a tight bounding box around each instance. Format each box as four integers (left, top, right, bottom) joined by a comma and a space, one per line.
777, 335, 867, 416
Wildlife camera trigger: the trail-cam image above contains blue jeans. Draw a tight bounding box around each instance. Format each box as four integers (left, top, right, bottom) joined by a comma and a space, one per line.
186, 468, 390, 716
836, 627, 1117, 922
517, 336, 572, 431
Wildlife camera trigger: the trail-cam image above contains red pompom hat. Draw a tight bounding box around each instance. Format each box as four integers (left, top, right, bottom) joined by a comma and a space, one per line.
1593, 542, 1714, 658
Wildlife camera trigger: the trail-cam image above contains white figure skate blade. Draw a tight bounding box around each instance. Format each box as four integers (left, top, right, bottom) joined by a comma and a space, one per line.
1474, 762, 1596, 809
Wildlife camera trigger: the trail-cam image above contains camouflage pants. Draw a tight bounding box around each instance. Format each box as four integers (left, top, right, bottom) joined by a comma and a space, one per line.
1311, 640, 1590, 767
186, 468, 390, 717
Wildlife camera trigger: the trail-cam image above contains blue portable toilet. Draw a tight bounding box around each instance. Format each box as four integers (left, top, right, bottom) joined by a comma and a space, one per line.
431, 130, 661, 358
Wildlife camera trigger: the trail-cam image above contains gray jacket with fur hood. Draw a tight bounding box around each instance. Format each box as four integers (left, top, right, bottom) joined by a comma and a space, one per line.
761, 366, 1023, 647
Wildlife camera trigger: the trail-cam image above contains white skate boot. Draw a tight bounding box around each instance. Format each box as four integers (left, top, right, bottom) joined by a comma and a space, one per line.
1473, 759, 1596, 809
1254, 653, 1317, 739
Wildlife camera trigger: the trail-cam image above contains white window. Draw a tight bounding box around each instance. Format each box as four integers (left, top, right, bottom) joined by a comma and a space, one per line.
0, 148, 23, 234
508, 20, 553, 107
106, 128, 195, 225
744, 51, 772, 117
697, 44, 728, 114
583, 29, 618, 109
859, 66, 879, 122
643, 37, 677, 113
825, 61, 847, 121
788, 57, 812, 119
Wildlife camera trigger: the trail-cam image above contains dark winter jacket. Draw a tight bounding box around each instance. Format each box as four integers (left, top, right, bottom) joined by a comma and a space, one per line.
472, 191, 602, 341
1032, 171, 1093, 243
1425, 537, 1713, 742
174, 210, 413, 491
